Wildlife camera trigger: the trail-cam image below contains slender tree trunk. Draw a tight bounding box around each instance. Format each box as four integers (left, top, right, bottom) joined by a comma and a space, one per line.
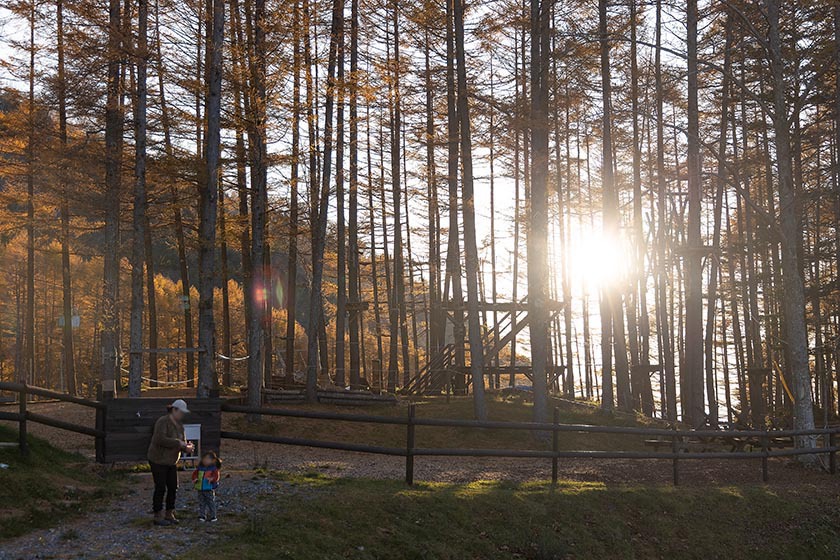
684, 0, 704, 427
335, 24, 347, 388
285, 0, 302, 381
197, 0, 223, 397
655, 0, 675, 421
454, 0, 486, 419
387, 1, 410, 388
766, 0, 816, 450
424, 28, 441, 365
246, 0, 267, 406
347, 0, 362, 388
306, 0, 342, 401
444, 0, 466, 393
102, 0, 123, 398
598, 0, 620, 411
128, 0, 149, 397
529, 0, 550, 422
23, 1, 37, 389
57, 0, 77, 395
219, 181, 232, 387
704, 14, 734, 429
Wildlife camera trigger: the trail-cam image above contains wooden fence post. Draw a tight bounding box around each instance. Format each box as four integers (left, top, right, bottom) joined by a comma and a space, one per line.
829, 430, 836, 475
671, 428, 679, 486
18, 383, 28, 456
551, 407, 559, 487
761, 429, 769, 483
95, 405, 106, 463
405, 403, 416, 485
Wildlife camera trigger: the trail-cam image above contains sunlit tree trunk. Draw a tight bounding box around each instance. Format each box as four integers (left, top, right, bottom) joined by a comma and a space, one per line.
335, 23, 347, 387
529, 0, 550, 422
306, 0, 342, 401
347, 0, 362, 388
454, 0, 486, 420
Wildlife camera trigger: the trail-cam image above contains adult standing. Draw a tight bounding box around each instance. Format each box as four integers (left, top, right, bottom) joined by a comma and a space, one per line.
147, 399, 194, 526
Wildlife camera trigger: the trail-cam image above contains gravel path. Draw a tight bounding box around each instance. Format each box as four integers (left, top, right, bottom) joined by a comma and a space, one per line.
0, 470, 310, 560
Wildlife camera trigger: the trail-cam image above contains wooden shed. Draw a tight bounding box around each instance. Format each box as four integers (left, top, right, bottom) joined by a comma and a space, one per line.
101, 398, 222, 463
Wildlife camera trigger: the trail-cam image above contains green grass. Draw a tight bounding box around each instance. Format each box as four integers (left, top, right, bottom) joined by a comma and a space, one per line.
0, 424, 122, 539
204, 473, 840, 560
229, 395, 659, 452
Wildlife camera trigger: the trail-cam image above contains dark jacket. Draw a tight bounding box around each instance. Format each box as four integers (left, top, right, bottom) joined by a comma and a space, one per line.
147, 415, 185, 465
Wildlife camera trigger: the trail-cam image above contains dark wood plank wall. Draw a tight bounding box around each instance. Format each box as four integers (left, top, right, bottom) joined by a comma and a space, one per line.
102, 398, 222, 463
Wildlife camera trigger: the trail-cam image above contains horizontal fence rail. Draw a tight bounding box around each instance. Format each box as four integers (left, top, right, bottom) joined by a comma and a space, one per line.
220, 401, 840, 485
0, 381, 106, 457
1, 385, 838, 486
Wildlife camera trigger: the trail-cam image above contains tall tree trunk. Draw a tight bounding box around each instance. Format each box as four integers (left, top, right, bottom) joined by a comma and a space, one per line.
347, 0, 362, 388
246, 0, 267, 406
57, 0, 77, 395
24, 0, 36, 389
128, 0, 149, 397
154, 0, 192, 386
654, 0, 675, 421
286, 0, 302, 381
598, 0, 625, 410
306, 0, 342, 401
766, 0, 815, 451
629, 0, 653, 414
197, 0, 224, 397
454, 0, 486, 420
443, 0, 466, 394
335, 24, 347, 388
102, 0, 123, 398
424, 27, 441, 365
387, 0, 410, 388
219, 182, 232, 387
704, 14, 734, 429
529, 0, 550, 422
684, 0, 705, 427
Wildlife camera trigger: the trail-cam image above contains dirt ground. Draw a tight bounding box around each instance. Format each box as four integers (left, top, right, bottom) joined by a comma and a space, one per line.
0, 469, 310, 560
3, 401, 840, 559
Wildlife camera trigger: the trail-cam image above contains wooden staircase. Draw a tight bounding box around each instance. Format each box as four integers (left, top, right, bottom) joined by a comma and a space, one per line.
404, 298, 557, 395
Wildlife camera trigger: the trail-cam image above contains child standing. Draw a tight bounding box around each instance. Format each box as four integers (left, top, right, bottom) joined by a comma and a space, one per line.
191, 451, 221, 522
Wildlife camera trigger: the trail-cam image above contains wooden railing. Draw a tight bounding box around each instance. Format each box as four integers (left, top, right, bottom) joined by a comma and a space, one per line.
220, 402, 840, 486
1, 382, 837, 487
0, 381, 106, 461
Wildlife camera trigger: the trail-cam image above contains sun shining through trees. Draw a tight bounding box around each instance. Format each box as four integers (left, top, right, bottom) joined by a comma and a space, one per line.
0, 0, 834, 446
562, 230, 633, 292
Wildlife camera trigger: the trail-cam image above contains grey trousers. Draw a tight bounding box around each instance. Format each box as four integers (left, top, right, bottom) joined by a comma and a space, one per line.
198, 490, 217, 519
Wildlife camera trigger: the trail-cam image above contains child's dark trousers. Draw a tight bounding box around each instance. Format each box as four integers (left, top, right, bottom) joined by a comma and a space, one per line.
198, 490, 217, 519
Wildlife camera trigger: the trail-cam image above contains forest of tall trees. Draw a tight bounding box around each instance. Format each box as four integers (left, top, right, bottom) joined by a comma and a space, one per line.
1, 0, 839, 448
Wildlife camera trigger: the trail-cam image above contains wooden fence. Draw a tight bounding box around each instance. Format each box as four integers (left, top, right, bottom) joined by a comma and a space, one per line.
0, 381, 106, 462
2, 381, 838, 486
220, 402, 840, 486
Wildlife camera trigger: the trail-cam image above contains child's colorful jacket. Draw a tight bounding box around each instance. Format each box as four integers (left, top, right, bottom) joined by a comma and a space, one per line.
192, 465, 221, 491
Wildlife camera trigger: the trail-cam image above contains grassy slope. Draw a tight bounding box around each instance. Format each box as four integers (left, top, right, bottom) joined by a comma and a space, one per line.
0, 425, 121, 539
209, 473, 840, 560
229, 395, 659, 452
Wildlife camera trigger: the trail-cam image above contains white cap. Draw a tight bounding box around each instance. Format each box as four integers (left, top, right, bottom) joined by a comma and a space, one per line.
168, 399, 190, 414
